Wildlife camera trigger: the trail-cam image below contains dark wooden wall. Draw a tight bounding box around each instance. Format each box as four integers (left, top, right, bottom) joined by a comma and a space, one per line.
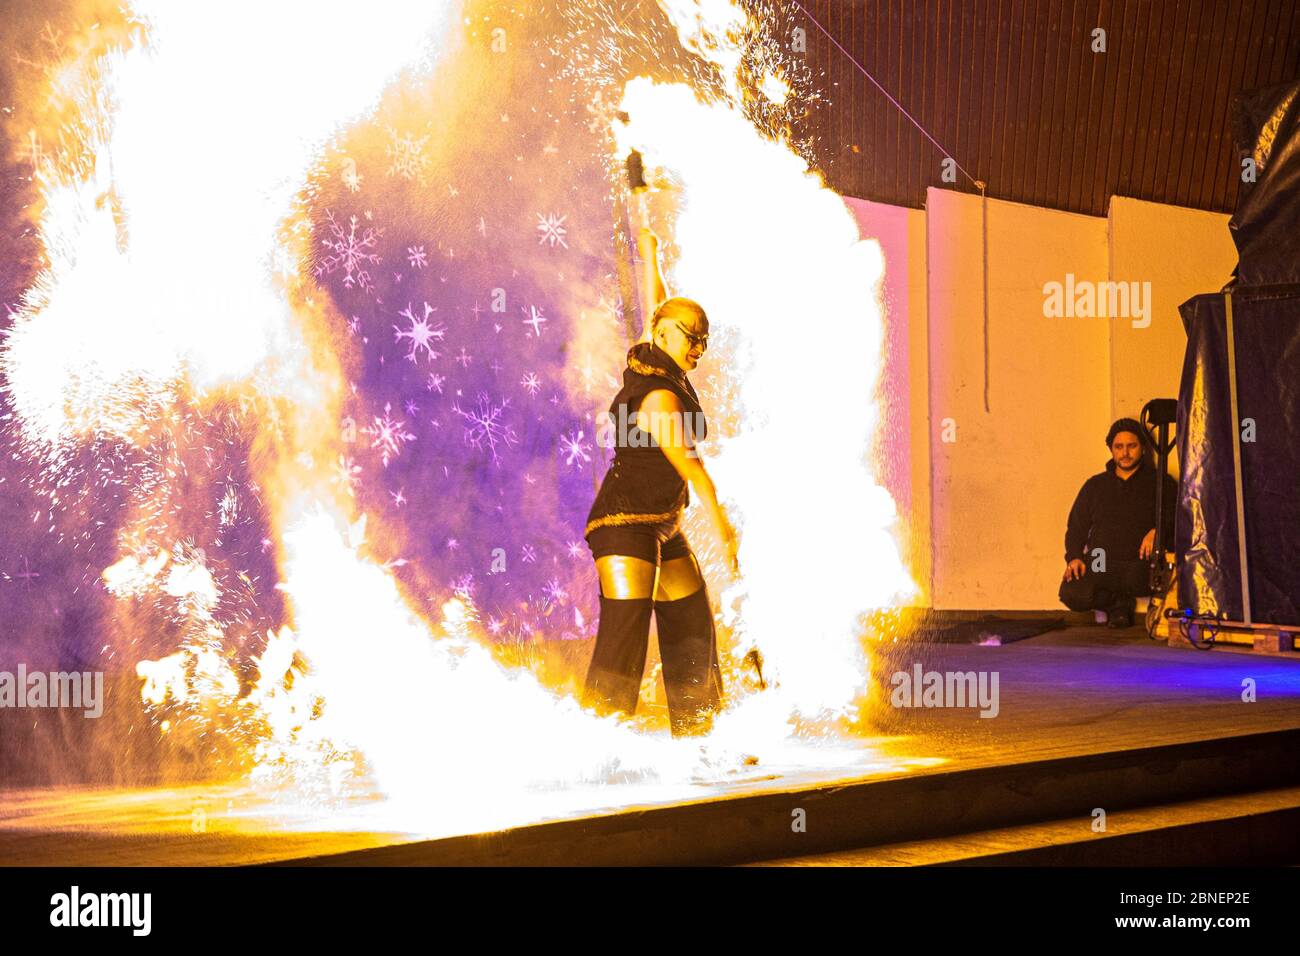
793, 0, 1300, 215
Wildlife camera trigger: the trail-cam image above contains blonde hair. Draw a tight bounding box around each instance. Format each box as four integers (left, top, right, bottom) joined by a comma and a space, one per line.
651, 297, 707, 334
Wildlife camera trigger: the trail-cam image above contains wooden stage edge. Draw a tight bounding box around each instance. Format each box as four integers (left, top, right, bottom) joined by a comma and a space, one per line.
285, 726, 1300, 866
4, 628, 1300, 866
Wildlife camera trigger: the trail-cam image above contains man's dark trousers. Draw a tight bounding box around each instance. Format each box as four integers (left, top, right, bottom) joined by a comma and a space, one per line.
1058, 558, 1150, 617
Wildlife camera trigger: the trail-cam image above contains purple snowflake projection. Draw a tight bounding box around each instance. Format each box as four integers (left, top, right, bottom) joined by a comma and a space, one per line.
451, 392, 518, 464
384, 125, 430, 183
12, 556, 41, 590
559, 428, 592, 469
542, 578, 568, 605
536, 212, 569, 249
364, 402, 417, 467
340, 156, 363, 193
275, 12, 652, 651
521, 304, 547, 337
316, 209, 384, 295
393, 301, 446, 363
332, 455, 363, 497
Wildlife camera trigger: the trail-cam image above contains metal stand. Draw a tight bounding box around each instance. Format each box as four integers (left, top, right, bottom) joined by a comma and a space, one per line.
1141, 398, 1178, 638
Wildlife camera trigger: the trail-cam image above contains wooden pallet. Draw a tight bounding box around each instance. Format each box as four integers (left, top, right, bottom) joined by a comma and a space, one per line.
1165, 621, 1299, 655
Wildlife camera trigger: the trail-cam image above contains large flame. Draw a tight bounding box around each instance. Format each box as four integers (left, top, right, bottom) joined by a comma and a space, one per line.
618, 4, 916, 734
2, 0, 918, 829
5, 2, 459, 447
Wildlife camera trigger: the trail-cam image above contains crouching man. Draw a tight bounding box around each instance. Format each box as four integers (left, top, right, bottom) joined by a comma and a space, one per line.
1060, 418, 1177, 628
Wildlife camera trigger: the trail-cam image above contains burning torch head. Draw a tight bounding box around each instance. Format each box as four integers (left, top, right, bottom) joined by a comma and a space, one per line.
617, 111, 648, 193
625, 148, 647, 193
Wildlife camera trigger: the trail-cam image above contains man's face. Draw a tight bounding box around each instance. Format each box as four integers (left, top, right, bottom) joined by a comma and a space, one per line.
1110, 431, 1143, 471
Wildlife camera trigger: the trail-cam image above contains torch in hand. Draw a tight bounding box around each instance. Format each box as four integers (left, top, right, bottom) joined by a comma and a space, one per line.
620, 124, 666, 334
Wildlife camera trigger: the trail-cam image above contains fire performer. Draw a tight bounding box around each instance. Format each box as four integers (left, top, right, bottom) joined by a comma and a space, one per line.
582, 225, 739, 736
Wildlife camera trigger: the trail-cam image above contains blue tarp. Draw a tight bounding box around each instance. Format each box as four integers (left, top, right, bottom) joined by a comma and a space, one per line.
1176, 78, 1300, 625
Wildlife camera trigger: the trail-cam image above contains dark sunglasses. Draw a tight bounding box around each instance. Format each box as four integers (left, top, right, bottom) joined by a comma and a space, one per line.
674, 322, 709, 351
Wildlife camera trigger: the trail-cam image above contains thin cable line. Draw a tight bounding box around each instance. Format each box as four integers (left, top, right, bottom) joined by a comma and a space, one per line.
790, 0, 984, 190
981, 188, 990, 412
791, 1, 992, 410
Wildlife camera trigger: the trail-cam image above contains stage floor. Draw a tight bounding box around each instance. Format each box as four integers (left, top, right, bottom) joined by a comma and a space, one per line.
3, 625, 1298, 866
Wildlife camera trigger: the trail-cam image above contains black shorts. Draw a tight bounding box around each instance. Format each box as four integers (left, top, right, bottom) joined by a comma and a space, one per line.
586, 516, 693, 565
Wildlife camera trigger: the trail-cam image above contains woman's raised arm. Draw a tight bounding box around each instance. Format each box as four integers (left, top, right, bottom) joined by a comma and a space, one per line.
636, 227, 668, 325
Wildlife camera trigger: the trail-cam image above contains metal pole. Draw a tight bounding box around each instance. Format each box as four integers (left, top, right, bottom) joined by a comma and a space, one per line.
1224, 292, 1252, 625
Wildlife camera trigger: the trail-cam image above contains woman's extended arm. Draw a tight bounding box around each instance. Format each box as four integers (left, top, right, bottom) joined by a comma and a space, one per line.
640, 387, 739, 574
636, 227, 668, 324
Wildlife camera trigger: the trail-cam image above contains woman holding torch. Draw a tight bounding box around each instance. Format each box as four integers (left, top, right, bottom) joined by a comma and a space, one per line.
581, 211, 739, 737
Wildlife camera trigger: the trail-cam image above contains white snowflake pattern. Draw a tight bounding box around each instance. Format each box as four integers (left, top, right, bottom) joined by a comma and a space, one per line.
332, 455, 363, 497
542, 578, 568, 605
520, 372, 541, 396
316, 209, 383, 295
521, 304, 547, 337
426, 372, 446, 394
451, 392, 518, 463
340, 156, 362, 193
394, 301, 446, 363
486, 616, 505, 635
536, 212, 569, 249
519, 544, 537, 564
559, 428, 592, 468
566, 540, 585, 559
363, 402, 417, 467
407, 245, 428, 269
384, 126, 430, 183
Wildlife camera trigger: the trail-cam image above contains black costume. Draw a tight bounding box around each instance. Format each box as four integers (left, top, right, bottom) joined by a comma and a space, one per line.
582, 341, 723, 735
1058, 457, 1177, 621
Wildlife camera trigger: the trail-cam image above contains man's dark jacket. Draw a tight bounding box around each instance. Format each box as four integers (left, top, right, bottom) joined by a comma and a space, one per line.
1064, 459, 1178, 562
